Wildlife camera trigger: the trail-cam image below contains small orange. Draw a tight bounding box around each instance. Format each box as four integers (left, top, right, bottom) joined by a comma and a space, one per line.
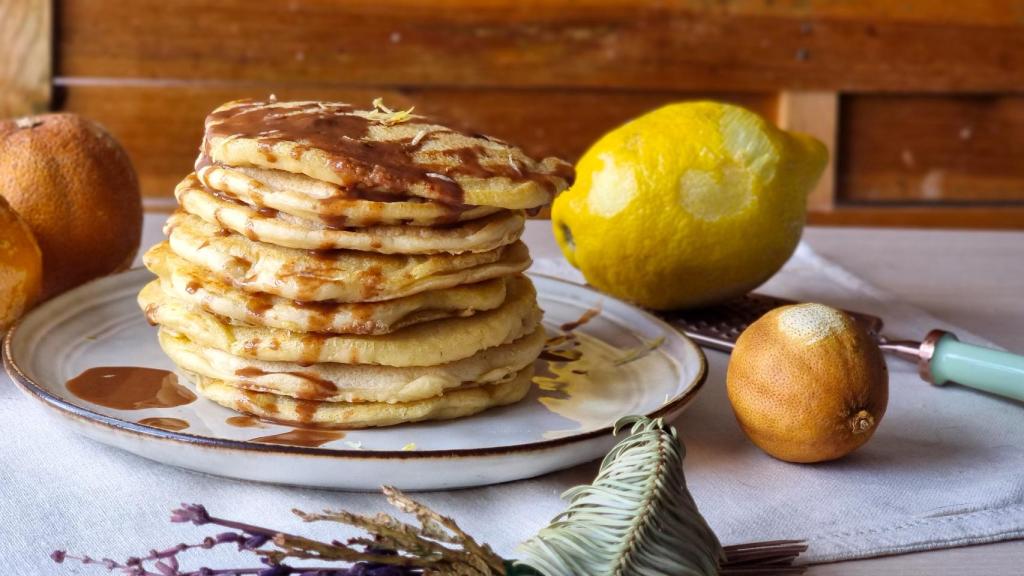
0, 114, 142, 298
726, 303, 888, 463
0, 195, 43, 331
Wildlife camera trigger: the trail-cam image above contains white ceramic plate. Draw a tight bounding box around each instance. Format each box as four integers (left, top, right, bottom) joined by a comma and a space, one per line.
4, 268, 706, 491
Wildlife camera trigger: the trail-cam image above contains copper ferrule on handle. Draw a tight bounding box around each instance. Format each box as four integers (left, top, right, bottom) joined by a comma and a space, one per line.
878, 329, 950, 385
917, 329, 951, 385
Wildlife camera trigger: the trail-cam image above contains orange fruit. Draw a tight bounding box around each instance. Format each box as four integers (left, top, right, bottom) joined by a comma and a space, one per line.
0, 114, 142, 298
0, 195, 43, 331
726, 303, 888, 463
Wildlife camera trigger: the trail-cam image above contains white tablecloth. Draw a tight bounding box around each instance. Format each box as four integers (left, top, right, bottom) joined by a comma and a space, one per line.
2, 218, 1022, 572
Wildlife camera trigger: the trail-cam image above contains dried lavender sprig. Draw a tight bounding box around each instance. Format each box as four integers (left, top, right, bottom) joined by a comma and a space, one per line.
51, 531, 252, 575
51, 550, 267, 576
171, 504, 301, 543
168, 504, 369, 567
54, 505, 423, 576
52, 549, 414, 576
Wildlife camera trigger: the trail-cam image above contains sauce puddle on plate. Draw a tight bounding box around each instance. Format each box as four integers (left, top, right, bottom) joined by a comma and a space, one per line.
225, 415, 264, 428
137, 417, 190, 432
225, 414, 345, 448
249, 429, 346, 448
66, 367, 196, 410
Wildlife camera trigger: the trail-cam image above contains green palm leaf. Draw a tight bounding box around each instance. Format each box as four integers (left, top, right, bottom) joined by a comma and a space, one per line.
516, 416, 723, 576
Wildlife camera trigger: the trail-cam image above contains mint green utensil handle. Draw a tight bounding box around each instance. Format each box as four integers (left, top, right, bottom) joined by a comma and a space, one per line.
929, 333, 1024, 402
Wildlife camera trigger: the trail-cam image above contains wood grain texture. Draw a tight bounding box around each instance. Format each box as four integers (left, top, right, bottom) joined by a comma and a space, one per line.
778, 91, 838, 211
56, 0, 1024, 92
0, 0, 51, 117
809, 205, 1024, 229
839, 94, 1024, 204
59, 83, 774, 199
50, 1, 1024, 227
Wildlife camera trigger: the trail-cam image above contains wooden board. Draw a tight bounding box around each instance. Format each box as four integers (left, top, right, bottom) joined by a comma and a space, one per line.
0, 0, 51, 117
809, 205, 1024, 229
56, 0, 1024, 92
839, 94, 1024, 204
59, 84, 774, 199
779, 91, 838, 212
45, 1, 1024, 228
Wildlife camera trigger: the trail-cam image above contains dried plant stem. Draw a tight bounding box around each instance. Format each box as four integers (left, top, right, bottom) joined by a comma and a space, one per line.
720, 540, 809, 575
291, 486, 504, 575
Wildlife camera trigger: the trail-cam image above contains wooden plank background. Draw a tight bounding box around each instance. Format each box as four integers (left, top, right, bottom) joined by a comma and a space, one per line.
4, 0, 1024, 227
840, 95, 1024, 203
0, 0, 50, 117
56, 1, 1024, 92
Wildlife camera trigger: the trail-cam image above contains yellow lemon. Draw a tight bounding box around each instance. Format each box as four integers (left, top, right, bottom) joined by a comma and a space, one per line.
552, 101, 828, 310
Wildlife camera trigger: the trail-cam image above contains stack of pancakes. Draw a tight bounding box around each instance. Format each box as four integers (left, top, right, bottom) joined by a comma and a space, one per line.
139, 99, 573, 428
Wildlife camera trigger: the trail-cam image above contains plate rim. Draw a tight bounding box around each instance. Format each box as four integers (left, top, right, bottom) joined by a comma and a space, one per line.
3, 267, 708, 461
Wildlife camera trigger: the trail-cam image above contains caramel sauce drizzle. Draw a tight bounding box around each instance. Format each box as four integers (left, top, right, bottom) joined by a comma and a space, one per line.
244, 292, 275, 318
204, 100, 573, 207
234, 366, 339, 398
539, 307, 602, 363
560, 306, 602, 332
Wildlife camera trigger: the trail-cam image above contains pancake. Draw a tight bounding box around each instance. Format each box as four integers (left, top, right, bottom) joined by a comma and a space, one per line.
165, 212, 531, 302
139, 274, 542, 366
192, 364, 534, 429
176, 174, 525, 253
159, 326, 544, 403
202, 100, 573, 210
146, 242, 507, 335
197, 164, 501, 227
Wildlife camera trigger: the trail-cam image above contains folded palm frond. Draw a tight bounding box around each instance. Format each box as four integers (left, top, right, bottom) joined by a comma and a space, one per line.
516, 416, 723, 576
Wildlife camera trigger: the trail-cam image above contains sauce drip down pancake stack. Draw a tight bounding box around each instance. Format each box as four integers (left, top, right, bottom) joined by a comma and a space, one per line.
138, 99, 573, 428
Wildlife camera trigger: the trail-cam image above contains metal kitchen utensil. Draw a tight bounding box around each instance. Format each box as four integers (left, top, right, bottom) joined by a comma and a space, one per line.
660, 294, 1024, 403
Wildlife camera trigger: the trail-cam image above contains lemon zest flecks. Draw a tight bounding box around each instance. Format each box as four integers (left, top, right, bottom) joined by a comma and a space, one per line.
367, 98, 416, 126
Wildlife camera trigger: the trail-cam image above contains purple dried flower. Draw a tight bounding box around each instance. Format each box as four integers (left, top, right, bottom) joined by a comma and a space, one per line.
352, 565, 406, 576
170, 504, 211, 525
53, 502, 437, 576
257, 565, 293, 576
243, 534, 270, 550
